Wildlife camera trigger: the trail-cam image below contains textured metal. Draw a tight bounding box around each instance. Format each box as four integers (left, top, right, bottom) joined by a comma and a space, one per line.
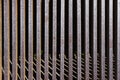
85, 0, 89, 79
101, 0, 105, 79
93, 0, 97, 80
44, 0, 49, 80
77, 0, 81, 80
117, 0, 120, 80
60, 0, 65, 80
28, 0, 33, 79
1, 0, 120, 80
20, 0, 26, 79
36, 0, 42, 80
52, 0, 57, 80
12, 0, 18, 80
68, 0, 73, 80
3, 0, 10, 80
109, 0, 113, 79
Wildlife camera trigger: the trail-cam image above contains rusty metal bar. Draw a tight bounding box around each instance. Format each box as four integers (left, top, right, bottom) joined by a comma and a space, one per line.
36, 0, 42, 80
60, 0, 65, 80
44, 0, 49, 79
12, 0, 18, 80
85, 0, 89, 79
52, 0, 57, 80
68, 0, 73, 80
117, 0, 120, 79
0, 0, 2, 79
3, 0, 10, 79
28, 0, 33, 79
20, 0, 25, 79
77, 0, 81, 80
101, 0, 105, 79
93, 0, 97, 79
109, 0, 113, 79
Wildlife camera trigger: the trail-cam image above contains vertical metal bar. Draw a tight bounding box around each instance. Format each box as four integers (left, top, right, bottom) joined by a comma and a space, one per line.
101, 0, 105, 79
52, 0, 57, 79
3, 0, 10, 79
0, 0, 2, 79
109, 0, 113, 79
93, 0, 97, 80
44, 0, 49, 79
117, 0, 120, 79
60, 0, 65, 80
77, 0, 81, 80
12, 0, 18, 79
28, 0, 33, 79
85, 0, 89, 79
20, 0, 25, 79
68, 0, 73, 80
36, 0, 41, 80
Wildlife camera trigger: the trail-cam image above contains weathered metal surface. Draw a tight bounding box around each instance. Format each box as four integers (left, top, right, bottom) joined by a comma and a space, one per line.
109, 0, 113, 79
44, 0, 49, 80
36, 0, 42, 80
68, 0, 73, 80
52, 0, 57, 80
93, 0, 97, 80
1, 0, 120, 80
20, 0, 26, 79
117, 0, 120, 80
60, 0, 65, 80
85, 0, 89, 79
101, 0, 105, 79
28, 0, 33, 79
12, 0, 18, 79
3, 0, 10, 79
77, 0, 81, 80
